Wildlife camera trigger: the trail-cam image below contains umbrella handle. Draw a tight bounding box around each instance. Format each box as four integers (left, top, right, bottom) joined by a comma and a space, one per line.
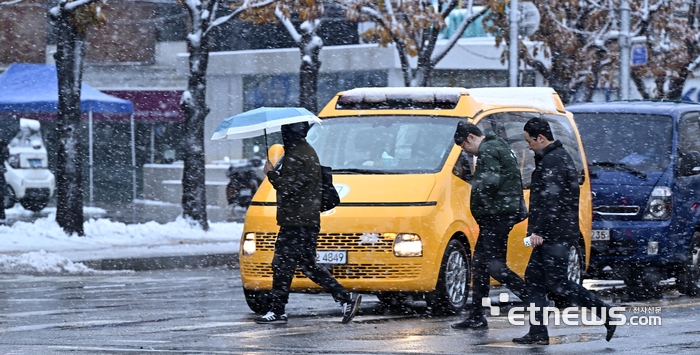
264, 129, 269, 157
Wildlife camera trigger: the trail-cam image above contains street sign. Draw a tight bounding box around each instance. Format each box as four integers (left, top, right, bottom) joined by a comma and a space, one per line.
631, 44, 647, 66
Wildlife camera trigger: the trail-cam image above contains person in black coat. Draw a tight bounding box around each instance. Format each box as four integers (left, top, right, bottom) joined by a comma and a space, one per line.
255, 122, 361, 325
513, 117, 616, 345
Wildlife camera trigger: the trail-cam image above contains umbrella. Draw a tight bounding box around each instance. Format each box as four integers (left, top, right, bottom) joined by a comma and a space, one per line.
211, 107, 322, 149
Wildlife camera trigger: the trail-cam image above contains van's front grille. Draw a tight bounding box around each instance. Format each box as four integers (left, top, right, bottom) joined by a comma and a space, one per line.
242, 232, 420, 280
593, 205, 640, 216
241, 262, 421, 279
253, 232, 394, 253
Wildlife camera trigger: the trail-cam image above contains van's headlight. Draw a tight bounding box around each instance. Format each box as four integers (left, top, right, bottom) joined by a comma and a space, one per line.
7, 154, 19, 169
242, 232, 256, 256
643, 186, 672, 220
393, 233, 422, 257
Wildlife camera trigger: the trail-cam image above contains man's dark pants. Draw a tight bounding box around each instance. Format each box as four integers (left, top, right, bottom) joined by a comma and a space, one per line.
470, 215, 528, 316
269, 225, 351, 314
525, 239, 608, 334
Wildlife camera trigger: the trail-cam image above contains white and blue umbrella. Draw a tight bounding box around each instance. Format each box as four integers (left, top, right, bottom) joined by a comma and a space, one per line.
211, 107, 322, 144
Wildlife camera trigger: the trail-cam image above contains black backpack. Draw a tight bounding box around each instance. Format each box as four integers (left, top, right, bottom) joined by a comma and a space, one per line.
320, 165, 340, 212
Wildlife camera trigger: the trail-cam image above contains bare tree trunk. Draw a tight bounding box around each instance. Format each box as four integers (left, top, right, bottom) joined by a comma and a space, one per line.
180, 41, 210, 230
667, 39, 696, 100
583, 47, 607, 103
547, 56, 574, 104
298, 32, 321, 113
631, 68, 650, 99
53, 14, 85, 236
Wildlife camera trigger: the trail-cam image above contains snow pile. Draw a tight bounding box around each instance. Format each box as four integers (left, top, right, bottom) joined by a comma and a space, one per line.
0, 214, 244, 274
0, 250, 93, 274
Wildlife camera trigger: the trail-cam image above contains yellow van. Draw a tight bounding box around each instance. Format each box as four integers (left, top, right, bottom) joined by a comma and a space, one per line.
240, 87, 592, 314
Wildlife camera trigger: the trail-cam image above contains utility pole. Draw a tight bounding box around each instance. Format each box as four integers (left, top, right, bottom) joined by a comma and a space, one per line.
509, 0, 519, 87
619, 0, 631, 100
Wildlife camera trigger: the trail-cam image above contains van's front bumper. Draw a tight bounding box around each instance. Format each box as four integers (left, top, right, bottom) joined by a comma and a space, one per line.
240, 232, 439, 292
587, 220, 687, 279
239, 205, 445, 293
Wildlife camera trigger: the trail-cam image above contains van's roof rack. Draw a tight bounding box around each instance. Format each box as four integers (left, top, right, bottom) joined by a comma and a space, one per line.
334, 87, 566, 113
336, 87, 468, 110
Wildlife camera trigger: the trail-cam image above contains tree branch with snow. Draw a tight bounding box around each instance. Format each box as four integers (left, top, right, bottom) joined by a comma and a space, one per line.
338, 0, 485, 87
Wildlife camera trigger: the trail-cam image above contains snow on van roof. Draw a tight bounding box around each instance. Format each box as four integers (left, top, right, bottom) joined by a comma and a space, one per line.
339, 87, 469, 104
337, 87, 563, 112
465, 87, 561, 112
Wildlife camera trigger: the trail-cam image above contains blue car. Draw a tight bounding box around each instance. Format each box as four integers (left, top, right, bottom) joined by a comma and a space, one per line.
568, 101, 700, 296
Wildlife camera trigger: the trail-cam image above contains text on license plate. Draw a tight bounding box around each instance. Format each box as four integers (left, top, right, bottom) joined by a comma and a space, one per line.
592, 229, 610, 241
316, 250, 347, 264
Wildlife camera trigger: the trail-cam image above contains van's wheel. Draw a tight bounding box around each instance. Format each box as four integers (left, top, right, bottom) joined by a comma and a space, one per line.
3, 185, 15, 209
678, 231, 700, 296
567, 242, 584, 285
425, 239, 470, 315
243, 289, 271, 314
20, 198, 48, 212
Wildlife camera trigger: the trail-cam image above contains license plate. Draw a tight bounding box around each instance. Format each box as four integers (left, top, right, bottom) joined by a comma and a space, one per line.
28, 159, 42, 168
238, 188, 252, 196
316, 250, 347, 264
592, 229, 611, 241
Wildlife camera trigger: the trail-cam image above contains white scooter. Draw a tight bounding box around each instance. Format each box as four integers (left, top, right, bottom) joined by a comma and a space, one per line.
4, 118, 55, 212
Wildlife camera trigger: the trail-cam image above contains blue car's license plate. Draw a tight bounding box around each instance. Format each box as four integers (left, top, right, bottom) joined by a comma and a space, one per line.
28, 159, 42, 168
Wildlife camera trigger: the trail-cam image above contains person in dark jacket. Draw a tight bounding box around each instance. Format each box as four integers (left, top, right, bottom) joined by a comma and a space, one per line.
451, 122, 529, 330
255, 122, 361, 325
513, 117, 616, 345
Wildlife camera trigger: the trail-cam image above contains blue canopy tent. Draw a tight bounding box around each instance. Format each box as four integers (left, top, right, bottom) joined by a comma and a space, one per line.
0, 63, 136, 204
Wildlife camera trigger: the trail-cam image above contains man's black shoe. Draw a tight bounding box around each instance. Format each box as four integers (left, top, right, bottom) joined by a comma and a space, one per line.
451, 315, 488, 330
605, 322, 617, 342
341, 294, 362, 324
512, 332, 550, 345
254, 311, 288, 324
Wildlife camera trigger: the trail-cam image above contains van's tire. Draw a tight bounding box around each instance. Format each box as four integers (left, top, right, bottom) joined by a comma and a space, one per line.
243, 289, 271, 314
623, 268, 663, 301
425, 239, 470, 315
376, 292, 409, 307
678, 231, 700, 297
3, 185, 15, 209
20, 198, 48, 212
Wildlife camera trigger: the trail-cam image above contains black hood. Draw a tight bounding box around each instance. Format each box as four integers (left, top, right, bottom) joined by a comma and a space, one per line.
281, 122, 309, 147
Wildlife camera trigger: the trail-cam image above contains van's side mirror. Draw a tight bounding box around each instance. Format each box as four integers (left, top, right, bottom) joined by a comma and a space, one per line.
452, 151, 473, 182
267, 144, 285, 167
679, 150, 700, 176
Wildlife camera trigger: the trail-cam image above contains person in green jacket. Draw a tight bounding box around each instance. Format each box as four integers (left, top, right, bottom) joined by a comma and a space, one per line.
451, 122, 529, 330
255, 122, 361, 325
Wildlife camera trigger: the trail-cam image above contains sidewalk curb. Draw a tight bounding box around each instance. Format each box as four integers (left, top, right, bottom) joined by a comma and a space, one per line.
79, 253, 240, 271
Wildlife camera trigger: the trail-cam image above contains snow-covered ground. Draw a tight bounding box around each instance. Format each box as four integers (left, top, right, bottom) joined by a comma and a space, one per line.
0, 206, 243, 274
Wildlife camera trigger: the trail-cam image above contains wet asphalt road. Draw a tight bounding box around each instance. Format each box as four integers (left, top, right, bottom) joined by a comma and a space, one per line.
1, 268, 700, 354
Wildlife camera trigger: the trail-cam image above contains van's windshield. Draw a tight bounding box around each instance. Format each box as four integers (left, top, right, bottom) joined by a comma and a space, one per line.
574, 113, 673, 173
307, 116, 459, 174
